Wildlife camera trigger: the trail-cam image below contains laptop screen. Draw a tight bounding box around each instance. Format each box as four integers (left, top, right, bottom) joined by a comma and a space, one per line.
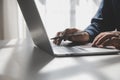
17, 0, 54, 54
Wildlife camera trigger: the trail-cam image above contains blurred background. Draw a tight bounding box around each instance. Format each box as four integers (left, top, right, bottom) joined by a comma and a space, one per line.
0, 0, 101, 40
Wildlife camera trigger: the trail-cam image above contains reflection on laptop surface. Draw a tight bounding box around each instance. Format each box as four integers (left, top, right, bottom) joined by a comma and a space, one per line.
17, 0, 120, 57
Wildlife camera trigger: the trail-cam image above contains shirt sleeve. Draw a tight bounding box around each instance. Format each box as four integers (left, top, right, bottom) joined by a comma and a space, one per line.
84, 0, 116, 42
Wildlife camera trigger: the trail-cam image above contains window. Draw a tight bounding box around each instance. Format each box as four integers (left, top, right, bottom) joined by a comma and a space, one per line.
18, 0, 101, 38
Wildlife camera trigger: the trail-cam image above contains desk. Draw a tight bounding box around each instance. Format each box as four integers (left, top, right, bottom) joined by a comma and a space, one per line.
0, 39, 120, 80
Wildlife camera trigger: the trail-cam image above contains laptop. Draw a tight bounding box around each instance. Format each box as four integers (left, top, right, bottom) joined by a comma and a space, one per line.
17, 0, 120, 57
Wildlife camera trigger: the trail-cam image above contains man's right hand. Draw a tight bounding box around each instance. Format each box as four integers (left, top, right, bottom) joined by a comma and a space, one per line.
52, 28, 90, 45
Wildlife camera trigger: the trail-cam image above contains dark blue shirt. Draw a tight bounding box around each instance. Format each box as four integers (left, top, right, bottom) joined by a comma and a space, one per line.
85, 0, 120, 42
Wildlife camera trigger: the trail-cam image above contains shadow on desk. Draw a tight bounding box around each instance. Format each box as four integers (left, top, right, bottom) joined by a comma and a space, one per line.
34, 56, 120, 80
2, 39, 54, 80
1, 39, 120, 80
28, 47, 54, 74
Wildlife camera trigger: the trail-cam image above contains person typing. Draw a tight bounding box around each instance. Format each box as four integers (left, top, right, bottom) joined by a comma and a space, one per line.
52, 0, 120, 50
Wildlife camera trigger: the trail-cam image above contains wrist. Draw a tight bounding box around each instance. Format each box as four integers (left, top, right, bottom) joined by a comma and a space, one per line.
83, 31, 90, 43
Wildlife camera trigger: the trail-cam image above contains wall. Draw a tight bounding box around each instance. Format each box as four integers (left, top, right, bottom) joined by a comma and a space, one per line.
0, 0, 18, 40
0, 0, 4, 40
3, 0, 18, 40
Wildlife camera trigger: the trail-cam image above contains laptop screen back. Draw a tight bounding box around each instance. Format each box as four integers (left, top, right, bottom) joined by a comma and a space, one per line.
17, 0, 54, 54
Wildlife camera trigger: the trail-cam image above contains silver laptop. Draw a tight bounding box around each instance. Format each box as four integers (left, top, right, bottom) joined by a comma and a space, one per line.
17, 0, 120, 57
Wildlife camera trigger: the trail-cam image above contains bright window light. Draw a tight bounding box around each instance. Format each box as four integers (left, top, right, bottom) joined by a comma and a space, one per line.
18, 0, 101, 38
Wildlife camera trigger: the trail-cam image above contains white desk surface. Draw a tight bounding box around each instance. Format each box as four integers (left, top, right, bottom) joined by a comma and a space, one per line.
0, 39, 120, 80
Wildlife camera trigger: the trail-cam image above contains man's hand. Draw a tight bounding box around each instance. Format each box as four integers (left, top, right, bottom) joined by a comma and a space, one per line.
92, 31, 120, 49
52, 28, 90, 45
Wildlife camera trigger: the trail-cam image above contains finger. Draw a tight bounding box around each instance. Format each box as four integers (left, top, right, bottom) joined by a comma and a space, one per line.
92, 33, 105, 46
53, 32, 63, 45
107, 37, 120, 49
57, 38, 63, 45
53, 38, 63, 45
56, 32, 63, 37
95, 33, 119, 46
99, 37, 119, 48
95, 34, 112, 46
63, 29, 70, 41
92, 32, 117, 46
99, 38, 111, 47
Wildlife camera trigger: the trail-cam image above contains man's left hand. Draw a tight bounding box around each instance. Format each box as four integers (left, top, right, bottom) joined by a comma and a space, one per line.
92, 31, 120, 49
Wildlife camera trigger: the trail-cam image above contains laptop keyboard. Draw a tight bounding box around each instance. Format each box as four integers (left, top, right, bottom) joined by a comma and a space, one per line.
52, 44, 88, 54
50, 41, 120, 55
